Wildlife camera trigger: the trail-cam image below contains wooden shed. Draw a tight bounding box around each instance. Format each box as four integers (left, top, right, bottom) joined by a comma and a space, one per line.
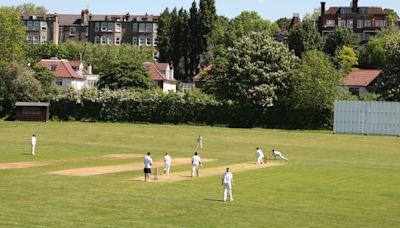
15, 102, 50, 122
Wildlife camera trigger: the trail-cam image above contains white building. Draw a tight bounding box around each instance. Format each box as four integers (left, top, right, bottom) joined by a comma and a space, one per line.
39, 59, 99, 91
144, 62, 177, 92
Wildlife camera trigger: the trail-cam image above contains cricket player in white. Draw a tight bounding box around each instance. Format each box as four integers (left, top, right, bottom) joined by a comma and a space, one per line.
272, 149, 289, 161
191, 152, 202, 177
31, 134, 37, 156
221, 168, 233, 202
164, 152, 172, 175
256, 147, 265, 164
196, 135, 203, 149
144, 152, 153, 182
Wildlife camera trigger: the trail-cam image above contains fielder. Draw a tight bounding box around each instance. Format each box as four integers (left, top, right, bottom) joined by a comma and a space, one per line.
164, 152, 172, 175
31, 134, 37, 156
272, 149, 289, 161
144, 152, 153, 182
256, 147, 265, 164
196, 135, 203, 149
191, 152, 202, 177
221, 168, 234, 202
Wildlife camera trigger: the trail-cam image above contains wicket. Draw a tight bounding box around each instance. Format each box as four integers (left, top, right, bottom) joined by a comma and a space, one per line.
154, 168, 158, 180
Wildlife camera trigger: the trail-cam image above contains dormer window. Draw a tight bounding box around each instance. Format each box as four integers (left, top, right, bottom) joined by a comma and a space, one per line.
50, 65, 57, 71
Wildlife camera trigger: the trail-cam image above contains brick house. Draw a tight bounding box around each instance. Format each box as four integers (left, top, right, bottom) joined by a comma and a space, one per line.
319, 0, 387, 41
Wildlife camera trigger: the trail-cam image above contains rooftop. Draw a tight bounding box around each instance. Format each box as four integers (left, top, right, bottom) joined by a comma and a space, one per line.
342, 69, 382, 87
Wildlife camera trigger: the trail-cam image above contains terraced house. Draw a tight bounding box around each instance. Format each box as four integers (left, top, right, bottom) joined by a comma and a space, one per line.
22, 9, 158, 46
319, 0, 387, 41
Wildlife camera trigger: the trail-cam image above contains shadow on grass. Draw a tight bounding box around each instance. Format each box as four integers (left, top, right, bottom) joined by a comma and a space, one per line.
204, 198, 224, 202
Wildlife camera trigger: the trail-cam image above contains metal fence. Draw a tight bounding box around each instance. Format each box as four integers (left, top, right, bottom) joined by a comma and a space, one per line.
334, 100, 400, 136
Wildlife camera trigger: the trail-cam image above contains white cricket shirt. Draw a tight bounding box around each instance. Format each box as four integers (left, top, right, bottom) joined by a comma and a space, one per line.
31, 137, 37, 146
192, 155, 201, 165
144, 155, 153, 168
257, 149, 264, 157
164, 155, 172, 165
223, 172, 233, 184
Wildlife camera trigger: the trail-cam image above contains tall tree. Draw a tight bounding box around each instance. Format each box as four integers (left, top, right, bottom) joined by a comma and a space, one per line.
13, 3, 47, 14
188, 1, 201, 77
157, 8, 172, 63
288, 19, 324, 57
336, 46, 358, 74
0, 8, 26, 62
199, 0, 217, 55
276, 17, 292, 32
384, 8, 399, 26
324, 27, 358, 56
230, 11, 278, 40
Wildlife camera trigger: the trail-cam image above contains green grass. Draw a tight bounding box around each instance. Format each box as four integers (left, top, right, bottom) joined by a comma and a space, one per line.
0, 121, 399, 227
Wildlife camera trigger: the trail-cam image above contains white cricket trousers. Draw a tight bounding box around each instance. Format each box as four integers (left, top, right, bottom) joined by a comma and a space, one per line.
192, 164, 200, 176
31, 145, 36, 155
223, 183, 233, 201
257, 156, 264, 164
164, 163, 171, 175
275, 152, 288, 161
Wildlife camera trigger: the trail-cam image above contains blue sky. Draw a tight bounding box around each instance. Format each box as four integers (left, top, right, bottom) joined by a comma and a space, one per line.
0, 0, 399, 21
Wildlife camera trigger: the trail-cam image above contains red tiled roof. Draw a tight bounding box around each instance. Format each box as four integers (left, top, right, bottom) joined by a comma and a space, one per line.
367, 7, 385, 15
193, 65, 214, 80
38, 59, 84, 79
325, 7, 385, 15
342, 70, 381, 87
144, 62, 176, 82
326, 7, 340, 15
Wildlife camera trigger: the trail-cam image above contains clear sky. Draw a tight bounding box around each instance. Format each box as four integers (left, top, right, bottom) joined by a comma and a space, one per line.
0, 0, 399, 21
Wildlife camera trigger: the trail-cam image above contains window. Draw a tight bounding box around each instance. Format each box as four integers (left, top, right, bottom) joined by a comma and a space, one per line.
375, 20, 385, 28
27, 35, 32, 43
145, 23, 153, 32
27, 21, 33, 30
85, 27, 89, 37
69, 27, 76, 36
40, 36, 47, 44
326, 20, 335, 27
107, 36, 113, 45
101, 36, 106, 44
132, 37, 138, 45
95, 36, 100, 44
55, 78, 62, 86
95, 22, 100, 32
347, 20, 353, 28
139, 36, 145, 46
50, 64, 57, 71
357, 19, 364, 28
22, 107, 41, 115
40, 21, 47, 30
33, 21, 40, 30
108, 22, 113, 32
154, 38, 158, 46
115, 23, 121, 32
32, 35, 39, 44
139, 23, 145, 32
364, 20, 372, 27
101, 22, 107, 32
59, 27, 64, 42
115, 37, 121, 45
153, 23, 158, 32
146, 37, 152, 46
338, 19, 346, 27
132, 23, 138, 32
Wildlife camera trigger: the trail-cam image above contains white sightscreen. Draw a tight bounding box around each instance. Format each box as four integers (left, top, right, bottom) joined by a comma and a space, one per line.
334, 100, 400, 136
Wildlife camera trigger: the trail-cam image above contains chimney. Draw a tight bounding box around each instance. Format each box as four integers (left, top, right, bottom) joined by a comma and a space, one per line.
81, 9, 89, 25
87, 64, 92, 75
352, 0, 358, 13
321, 2, 326, 18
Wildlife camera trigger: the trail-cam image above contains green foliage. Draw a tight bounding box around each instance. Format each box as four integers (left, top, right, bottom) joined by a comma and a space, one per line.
384, 8, 399, 26
97, 59, 155, 90
157, 8, 172, 63
275, 17, 291, 32
336, 46, 358, 74
12, 3, 47, 14
0, 8, 26, 62
324, 27, 359, 56
199, 0, 217, 55
206, 32, 299, 108
288, 20, 324, 57
376, 36, 400, 101
230, 11, 279, 40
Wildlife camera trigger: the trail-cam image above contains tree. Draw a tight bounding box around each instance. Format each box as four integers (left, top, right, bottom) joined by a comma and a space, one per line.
97, 59, 155, 90
288, 19, 324, 57
188, 1, 201, 77
291, 50, 343, 128
324, 27, 358, 56
13, 3, 47, 14
336, 46, 358, 74
376, 37, 400, 101
0, 8, 26, 62
205, 32, 298, 108
199, 0, 217, 55
157, 8, 172, 63
384, 8, 399, 26
276, 17, 291, 32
